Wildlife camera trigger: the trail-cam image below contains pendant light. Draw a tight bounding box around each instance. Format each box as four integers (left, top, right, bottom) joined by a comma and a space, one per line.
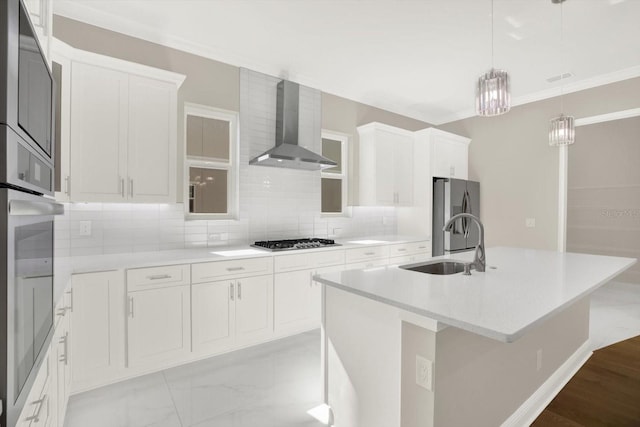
549, 0, 575, 146
476, 0, 511, 116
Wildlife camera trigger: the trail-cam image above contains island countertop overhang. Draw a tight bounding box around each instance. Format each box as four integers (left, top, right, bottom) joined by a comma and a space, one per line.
314, 247, 637, 342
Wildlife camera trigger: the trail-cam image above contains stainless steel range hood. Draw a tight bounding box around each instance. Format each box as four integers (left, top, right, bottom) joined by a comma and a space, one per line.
249, 80, 337, 171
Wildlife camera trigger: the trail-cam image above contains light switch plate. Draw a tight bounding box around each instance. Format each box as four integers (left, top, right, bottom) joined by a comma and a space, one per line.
526, 218, 536, 228
416, 355, 433, 391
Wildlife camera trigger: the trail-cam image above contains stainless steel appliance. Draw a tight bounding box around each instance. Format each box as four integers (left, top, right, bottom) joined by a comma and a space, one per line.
252, 238, 339, 251
2, 1, 60, 425
432, 177, 480, 256
1, 0, 55, 197
249, 80, 337, 171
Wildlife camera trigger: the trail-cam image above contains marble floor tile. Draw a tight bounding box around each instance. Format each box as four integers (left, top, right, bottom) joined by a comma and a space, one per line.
65, 331, 324, 427
65, 282, 640, 427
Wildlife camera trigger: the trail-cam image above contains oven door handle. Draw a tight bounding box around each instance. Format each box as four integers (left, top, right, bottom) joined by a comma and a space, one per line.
9, 199, 64, 216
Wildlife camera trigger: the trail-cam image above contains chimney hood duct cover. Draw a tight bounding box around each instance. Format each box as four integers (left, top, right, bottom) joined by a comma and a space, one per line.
249, 80, 337, 171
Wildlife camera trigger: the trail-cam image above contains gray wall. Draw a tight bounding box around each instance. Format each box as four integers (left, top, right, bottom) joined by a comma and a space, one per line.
440, 77, 640, 250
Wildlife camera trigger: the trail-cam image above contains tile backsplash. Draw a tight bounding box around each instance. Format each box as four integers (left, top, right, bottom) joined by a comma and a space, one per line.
55, 68, 397, 257
54, 203, 397, 257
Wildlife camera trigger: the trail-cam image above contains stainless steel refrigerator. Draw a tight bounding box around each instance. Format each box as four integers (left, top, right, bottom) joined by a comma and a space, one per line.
432, 177, 480, 256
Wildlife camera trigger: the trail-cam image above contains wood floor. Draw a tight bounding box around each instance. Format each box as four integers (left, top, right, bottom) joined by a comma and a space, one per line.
532, 335, 640, 427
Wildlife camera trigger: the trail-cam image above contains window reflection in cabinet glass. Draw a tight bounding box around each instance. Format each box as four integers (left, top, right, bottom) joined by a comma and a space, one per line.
321, 178, 342, 213
322, 138, 342, 174
189, 167, 227, 214
186, 116, 230, 161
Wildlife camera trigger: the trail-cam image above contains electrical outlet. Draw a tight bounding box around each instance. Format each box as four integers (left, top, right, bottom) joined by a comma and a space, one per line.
536, 349, 543, 372
415, 355, 433, 391
79, 221, 92, 236
526, 218, 536, 228
209, 234, 220, 241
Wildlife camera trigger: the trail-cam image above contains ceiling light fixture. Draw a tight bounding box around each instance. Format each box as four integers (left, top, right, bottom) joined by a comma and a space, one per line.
476, 0, 511, 117
549, 0, 575, 146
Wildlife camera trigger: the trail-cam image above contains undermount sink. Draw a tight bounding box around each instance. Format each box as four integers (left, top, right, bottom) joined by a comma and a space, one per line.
400, 260, 466, 275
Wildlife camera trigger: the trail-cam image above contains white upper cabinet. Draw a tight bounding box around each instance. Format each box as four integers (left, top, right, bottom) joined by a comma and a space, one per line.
423, 128, 470, 180
70, 62, 129, 202
358, 122, 414, 206
397, 127, 471, 236
127, 75, 177, 202
57, 43, 185, 203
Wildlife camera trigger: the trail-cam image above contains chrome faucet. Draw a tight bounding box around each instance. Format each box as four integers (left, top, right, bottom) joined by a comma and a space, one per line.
443, 213, 486, 273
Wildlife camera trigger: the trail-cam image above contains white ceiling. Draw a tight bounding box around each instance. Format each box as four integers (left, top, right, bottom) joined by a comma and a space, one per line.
53, 0, 640, 125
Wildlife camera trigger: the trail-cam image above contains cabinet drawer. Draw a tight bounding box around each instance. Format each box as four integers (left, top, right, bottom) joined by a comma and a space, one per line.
388, 253, 432, 267
127, 264, 190, 292
274, 249, 345, 273
344, 258, 388, 270
311, 249, 345, 268
192, 257, 273, 283
345, 245, 389, 263
388, 241, 431, 257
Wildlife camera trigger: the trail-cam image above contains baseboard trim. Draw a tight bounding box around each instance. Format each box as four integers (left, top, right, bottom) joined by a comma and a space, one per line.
501, 340, 592, 427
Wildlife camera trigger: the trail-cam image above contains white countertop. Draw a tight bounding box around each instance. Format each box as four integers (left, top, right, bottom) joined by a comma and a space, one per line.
314, 247, 636, 343
53, 235, 429, 301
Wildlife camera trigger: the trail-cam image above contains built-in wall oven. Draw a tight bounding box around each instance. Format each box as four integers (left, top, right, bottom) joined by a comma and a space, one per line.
1, 190, 63, 427
2, 0, 59, 425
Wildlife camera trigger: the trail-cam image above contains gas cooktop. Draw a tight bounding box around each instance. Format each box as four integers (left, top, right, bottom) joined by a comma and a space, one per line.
251, 238, 340, 251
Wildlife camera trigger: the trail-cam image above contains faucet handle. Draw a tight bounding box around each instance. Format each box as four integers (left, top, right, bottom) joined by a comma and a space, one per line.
463, 263, 472, 275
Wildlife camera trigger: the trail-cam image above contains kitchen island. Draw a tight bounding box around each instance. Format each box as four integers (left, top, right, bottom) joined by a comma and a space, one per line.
314, 247, 636, 427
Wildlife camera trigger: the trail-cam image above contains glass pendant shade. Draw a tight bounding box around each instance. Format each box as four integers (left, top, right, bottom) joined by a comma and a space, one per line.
476, 68, 511, 116
549, 114, 575, 146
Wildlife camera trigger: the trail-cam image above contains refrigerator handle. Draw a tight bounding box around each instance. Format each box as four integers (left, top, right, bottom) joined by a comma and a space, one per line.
461, 190, 470, 238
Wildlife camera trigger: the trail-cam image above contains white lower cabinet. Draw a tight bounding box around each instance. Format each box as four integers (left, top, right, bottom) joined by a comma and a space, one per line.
274, 269, 316, 334
71, 271, 125, 391
127, 285, 191, 368
192, 275, 273, 355
16, 342, 53, 427
274, 264, 345, 334
234, 275, 273, 343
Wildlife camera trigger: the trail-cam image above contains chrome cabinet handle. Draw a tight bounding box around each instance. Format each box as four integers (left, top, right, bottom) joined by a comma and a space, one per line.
364, 252, 375, 256
397, 248, 407, 252
230, 283, 235, 301
129, 297, 134, 318
120, 177, 125, 197
26, 395, 46, 421
59, 333, 68, 365
226, 266, 245, 272
56, 307, 66, 317
129, 178, 134, 196
237, 282, 242, 300
65, 176, 70, 195
147, 274, 171, 280
66, 288, 74, 312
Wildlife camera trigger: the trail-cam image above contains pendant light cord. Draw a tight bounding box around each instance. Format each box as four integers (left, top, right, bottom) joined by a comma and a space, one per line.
560, 0, 564, 114
491, 0, 494, 69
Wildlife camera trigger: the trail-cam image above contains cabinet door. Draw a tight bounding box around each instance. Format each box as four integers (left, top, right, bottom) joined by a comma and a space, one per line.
274, 270, 315, 334
70, 62, 128, 202
192, 280, 234, 354
431, 138, 453, 178
127, 75, 177, 203
374, 133, 396, 205
394, 134, 414, 205
127, 286, 191, 368
312, 265, 345, 323
56, 313, 71, 426
449, 142, 469, 180
235, 275, 273, 342
71, 271, 125, 389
